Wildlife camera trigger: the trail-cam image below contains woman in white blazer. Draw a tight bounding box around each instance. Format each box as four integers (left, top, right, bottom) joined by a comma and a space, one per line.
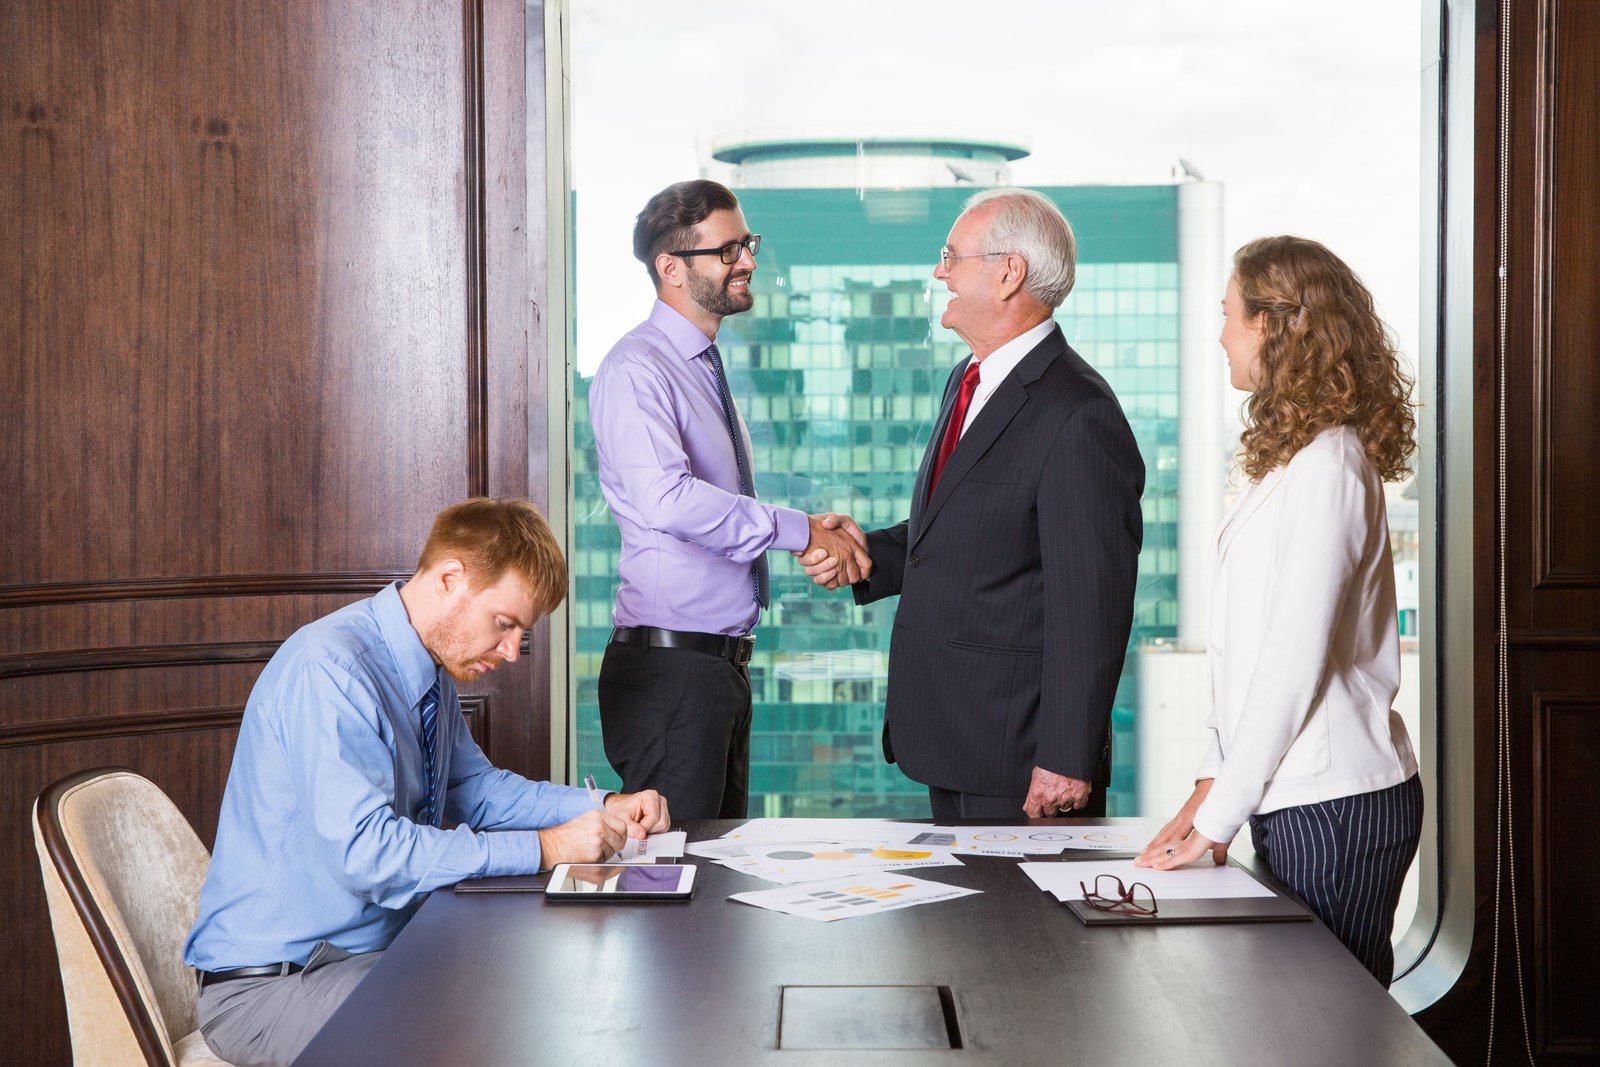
1136, 236, 1421, 987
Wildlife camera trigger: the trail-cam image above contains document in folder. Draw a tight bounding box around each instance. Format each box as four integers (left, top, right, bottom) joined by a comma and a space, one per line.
1020, 859, 1312, 925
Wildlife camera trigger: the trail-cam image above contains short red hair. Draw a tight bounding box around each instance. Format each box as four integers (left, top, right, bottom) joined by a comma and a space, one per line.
415, 497, 566, 613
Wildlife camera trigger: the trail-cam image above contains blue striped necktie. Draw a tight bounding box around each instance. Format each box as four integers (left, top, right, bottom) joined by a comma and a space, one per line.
418, 674, 441, 827
704, 344, 769, 608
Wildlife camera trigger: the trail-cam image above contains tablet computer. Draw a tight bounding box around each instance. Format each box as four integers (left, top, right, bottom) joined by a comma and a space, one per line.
544, 863, 697, 901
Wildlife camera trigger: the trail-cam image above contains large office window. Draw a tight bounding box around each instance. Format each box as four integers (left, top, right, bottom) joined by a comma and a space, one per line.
558, 0, 1426, 843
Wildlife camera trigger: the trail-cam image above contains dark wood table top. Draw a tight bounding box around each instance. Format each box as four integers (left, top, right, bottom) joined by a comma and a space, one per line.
294, 819, 1451, 1066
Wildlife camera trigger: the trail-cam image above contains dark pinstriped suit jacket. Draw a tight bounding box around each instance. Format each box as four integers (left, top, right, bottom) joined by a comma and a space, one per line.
854, 325, 1144, 798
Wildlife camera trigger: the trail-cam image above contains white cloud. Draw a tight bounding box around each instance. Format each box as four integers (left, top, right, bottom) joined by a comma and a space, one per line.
568, 0, 1423, 374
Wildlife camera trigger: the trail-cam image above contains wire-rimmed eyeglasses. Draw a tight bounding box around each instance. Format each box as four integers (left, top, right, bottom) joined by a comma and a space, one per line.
938, 245, 1010, 270
1079, 873, 1158, 917
670, 234, 761, 265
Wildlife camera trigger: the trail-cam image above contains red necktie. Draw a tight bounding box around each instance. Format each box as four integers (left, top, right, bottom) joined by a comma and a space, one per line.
928, 360, 982, 500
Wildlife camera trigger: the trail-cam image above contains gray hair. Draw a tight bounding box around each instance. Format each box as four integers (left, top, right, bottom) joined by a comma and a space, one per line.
961, 188, 1077, 308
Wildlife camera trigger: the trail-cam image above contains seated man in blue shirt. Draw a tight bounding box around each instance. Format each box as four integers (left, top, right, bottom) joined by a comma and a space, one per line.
184, 497, 670, 1067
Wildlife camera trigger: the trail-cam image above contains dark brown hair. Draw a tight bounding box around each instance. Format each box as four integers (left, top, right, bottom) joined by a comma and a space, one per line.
415, 497, 566, 613
1233, 236, 1416, 482
633, 179, 741, 286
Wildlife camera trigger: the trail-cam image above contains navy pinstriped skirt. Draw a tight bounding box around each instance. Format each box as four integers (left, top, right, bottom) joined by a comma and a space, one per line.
1248, 773, 1424, 987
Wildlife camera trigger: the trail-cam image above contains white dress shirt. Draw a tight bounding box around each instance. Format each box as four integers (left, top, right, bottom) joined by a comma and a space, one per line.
958, 318, 1057, 436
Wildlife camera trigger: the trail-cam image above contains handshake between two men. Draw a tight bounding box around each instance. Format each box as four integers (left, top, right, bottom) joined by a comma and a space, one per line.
797, 513, 871, 590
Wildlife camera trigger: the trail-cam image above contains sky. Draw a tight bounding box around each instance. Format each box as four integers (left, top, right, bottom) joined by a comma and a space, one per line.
566, 0, 1424, 377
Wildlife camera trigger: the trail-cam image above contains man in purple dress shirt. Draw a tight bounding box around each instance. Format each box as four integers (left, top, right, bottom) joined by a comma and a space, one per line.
589, 179, 871, 819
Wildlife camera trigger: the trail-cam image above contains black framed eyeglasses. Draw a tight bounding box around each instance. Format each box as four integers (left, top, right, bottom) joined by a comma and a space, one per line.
939, 245, 1010, 270
1079, 873, 1158, 917
670, 234, 761, 265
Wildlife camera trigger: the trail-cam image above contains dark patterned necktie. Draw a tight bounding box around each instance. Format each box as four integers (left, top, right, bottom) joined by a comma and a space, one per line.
418, 674, 441, 827
705, 344, 769, 609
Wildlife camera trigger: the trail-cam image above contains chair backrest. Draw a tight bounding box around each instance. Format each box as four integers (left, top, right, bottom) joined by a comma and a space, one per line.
33, 767, 213, 1067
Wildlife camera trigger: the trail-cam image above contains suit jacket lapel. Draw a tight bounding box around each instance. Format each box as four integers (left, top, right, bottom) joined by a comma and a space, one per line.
1213, 465, 1287, 568
913, 328, 1062, 548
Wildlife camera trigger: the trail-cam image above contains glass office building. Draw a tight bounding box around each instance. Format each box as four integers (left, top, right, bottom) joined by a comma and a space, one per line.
571, 135, 1227, 817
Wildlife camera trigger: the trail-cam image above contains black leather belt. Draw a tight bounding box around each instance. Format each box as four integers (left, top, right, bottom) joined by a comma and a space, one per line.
610, 626, 755, 666
196, 962, 304, 990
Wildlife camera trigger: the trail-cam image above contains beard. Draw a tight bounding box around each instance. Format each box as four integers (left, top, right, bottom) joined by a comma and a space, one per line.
422, 598, 500, 683
686, 264, 754, 318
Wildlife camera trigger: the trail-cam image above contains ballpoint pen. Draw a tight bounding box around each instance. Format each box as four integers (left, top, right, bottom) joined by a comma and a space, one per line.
584, 773, 637, 861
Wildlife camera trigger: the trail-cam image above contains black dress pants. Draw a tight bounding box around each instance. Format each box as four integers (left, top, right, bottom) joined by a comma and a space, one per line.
598, 639, 752, 820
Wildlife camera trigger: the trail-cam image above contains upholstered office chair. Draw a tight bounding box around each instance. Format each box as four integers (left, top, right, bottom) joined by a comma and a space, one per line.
33, 767, 235, 1066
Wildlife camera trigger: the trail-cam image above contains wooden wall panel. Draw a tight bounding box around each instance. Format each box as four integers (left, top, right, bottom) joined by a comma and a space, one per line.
1535, 0, 1600, 591
1533, 691, 1600, 1057
1516, 12, 1600, 1058
0, 1, 537, 1063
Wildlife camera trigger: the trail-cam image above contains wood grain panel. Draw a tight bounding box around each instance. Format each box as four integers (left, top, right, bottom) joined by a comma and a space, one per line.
1534, 693, 1600, 1056
1535, 0, 1600, 591
482, 0, 544, 777
0, 1, 537, 1062
1, 1, 476, 590
0, 572, 407, 608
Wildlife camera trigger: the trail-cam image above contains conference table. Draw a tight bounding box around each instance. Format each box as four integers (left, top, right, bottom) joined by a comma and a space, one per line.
293, 819, 1451, 1066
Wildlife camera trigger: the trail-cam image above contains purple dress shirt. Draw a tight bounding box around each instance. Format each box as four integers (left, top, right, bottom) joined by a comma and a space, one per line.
590, 300, 808, 637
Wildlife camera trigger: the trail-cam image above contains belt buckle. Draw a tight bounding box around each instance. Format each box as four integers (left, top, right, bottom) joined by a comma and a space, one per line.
733, 636, 755, 666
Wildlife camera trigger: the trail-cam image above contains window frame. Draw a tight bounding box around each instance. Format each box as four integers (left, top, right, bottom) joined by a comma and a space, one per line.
537, 0, 1472, 1009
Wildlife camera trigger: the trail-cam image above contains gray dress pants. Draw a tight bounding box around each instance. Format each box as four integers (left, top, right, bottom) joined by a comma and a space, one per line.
195, 942, 383, 1067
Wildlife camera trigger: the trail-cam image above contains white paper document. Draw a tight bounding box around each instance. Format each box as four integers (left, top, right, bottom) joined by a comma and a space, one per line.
606, 830, 687, 864
689, 818, 1164, 871
684, 838, 758, 861
1047, 819, 1167, 852
1018, 859, 1275, 903
724, 842, 964, 885
896, 825, 1086, 857
729, 872, 982, 922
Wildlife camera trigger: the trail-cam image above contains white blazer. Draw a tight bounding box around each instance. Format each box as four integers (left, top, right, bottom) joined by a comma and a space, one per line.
1192, 425, 1417, 844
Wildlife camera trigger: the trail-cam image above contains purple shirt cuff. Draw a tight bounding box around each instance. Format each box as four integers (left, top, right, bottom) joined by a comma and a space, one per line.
771, 506, 810, 553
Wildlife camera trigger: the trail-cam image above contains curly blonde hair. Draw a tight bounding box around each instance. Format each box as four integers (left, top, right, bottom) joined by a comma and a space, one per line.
1232, 236, 1416, 482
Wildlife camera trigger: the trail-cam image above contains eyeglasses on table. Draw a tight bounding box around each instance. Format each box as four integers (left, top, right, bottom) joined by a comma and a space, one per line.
1078, 873, 1158, 917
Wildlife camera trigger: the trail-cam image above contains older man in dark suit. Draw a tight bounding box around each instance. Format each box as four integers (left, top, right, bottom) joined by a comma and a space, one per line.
806, 189, 1144, 822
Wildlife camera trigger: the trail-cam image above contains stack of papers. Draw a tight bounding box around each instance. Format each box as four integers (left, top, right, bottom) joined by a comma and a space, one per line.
692, 817, 1166, 872
690, 817, 1167, 922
